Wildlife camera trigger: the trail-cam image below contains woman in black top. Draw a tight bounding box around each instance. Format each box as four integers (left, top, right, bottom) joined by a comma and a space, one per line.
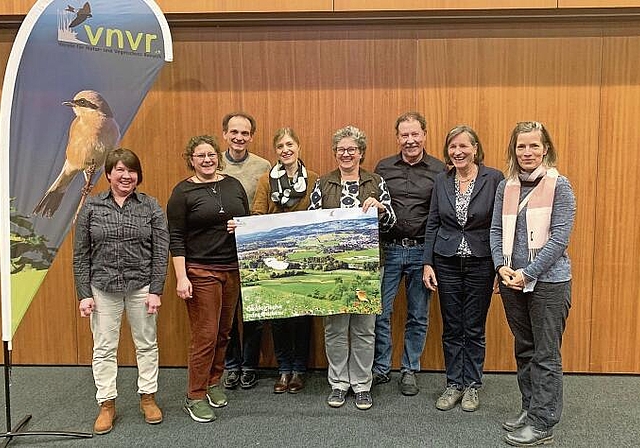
167, 135, 249, 423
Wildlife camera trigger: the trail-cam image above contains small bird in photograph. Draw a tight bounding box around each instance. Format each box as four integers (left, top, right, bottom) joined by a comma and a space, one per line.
33, 90, 120, 219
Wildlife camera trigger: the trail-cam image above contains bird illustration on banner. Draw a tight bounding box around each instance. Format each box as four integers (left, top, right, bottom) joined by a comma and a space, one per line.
66, 2, 92, 28
33, 89, 120, 219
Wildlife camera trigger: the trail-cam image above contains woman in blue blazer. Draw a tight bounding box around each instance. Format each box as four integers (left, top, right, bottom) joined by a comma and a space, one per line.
422, 125, 503, 412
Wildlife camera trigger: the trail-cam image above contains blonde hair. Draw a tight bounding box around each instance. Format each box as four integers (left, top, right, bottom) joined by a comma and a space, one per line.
505, 121, 557, 179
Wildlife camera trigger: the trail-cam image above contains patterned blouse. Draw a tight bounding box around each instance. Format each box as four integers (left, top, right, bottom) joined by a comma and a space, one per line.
308, 179, 396, 232
455, 178, 475, 257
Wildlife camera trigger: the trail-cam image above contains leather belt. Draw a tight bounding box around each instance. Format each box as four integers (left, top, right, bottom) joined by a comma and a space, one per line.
385, 238, 424, 247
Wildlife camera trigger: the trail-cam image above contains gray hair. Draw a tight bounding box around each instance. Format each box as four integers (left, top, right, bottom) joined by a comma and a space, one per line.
331, 125, 367, 163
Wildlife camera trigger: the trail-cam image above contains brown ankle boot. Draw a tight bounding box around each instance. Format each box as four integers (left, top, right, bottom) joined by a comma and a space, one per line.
94, 399, 116, 434
140, 393, 163, 424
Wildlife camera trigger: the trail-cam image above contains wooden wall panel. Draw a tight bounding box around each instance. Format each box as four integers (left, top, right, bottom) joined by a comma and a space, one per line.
11, 238, 79, 364
335, 0, 556, 11
559, 1, 640, 6
2, 1, 640, 17
417, 35, 600, 372
156, 1, 333, 13
74, 27, 420, 368
590, 36, 640, 373
0, 1, 333, 15
0, 19, 637, 374
0, 0, 31, 16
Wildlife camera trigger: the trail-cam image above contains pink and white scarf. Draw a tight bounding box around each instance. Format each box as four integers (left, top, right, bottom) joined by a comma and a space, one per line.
502, 166, 558, 267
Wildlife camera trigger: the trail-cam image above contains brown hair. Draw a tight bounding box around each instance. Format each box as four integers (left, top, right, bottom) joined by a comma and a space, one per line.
442, 125, 484, 165
183, 135, 224, 172
222, 112, 257, 135
395, 111, 427, 134
272, 127, 300, 149
104, 148, 143, 185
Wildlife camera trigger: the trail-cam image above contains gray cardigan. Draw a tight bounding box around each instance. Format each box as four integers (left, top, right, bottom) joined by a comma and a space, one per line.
489, 175, 576, 291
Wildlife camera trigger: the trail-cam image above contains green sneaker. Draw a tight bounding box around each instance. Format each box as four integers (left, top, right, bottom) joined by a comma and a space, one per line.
207, 384, 228, 408
183, 398, 216, 423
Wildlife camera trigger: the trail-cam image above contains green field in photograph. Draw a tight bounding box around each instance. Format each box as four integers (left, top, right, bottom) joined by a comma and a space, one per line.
241, 268, 381, 321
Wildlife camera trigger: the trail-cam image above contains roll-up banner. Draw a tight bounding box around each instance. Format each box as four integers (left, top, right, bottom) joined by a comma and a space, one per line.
0, 0, 173, 343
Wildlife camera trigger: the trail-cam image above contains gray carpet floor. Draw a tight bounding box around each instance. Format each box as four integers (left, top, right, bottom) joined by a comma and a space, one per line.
0, 366, 638, 447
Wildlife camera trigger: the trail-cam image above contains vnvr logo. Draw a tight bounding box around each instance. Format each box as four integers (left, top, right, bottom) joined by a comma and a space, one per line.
84, 26, 158, 53
57, 2, 158, 54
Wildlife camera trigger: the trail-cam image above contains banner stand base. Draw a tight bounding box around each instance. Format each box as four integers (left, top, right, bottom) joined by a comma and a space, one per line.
1, 341, 92, 447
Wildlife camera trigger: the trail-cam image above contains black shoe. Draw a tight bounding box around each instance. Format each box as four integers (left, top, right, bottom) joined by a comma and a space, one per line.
504, 425, 553, 446
354, 391, 373, 410
223, 370, 240, 389
503, 410, 528, 432
399, 371, 419, 396
372, 372, 390, 386
240, 370, 258, 389
327, 388, 347, 408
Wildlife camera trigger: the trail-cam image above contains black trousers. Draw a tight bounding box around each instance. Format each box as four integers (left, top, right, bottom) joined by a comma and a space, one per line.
434, 254, 495, 388
500, 280, 572, 431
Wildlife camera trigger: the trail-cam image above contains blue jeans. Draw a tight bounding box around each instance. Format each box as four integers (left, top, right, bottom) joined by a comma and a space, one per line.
224, 294, 263, 372
272, 316, 311, 374
500, 280, 571, 431
374, 243, 431, 375
434, 254, 494, 388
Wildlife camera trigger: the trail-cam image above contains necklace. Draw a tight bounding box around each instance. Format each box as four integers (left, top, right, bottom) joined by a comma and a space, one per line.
456, 166, 478, 184
194, 174, 225, 214
193, 173, 219, 183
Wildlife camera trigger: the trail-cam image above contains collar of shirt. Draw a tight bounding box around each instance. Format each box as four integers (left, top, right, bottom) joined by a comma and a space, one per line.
97, 189, 142, 204
392, 150, 431, 167
225, 149, 250, 164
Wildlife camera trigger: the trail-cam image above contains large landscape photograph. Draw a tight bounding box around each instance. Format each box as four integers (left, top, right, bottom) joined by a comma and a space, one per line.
234, 208, 381, 321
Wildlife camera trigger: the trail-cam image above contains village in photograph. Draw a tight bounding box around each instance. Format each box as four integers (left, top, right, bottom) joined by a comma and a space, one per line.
234, 208, 382, 321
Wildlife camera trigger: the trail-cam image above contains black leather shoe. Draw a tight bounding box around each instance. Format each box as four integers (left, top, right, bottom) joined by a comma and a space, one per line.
372, 372, 390, 386
504, 425, 554, 446
273, 373, 291, 394
240, 370, 258, 389
503, 409, 528, 431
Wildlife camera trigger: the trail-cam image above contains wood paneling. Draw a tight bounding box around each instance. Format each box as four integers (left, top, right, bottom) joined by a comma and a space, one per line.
559, 1, 640, 7
2, 1, 640, 17
416, 35, 600, 371
1, 18, 639, 374
590, 36, 640, 373
156, 1, 333, 13
0, 0, 32, 16
334, 0, 556, 11
12, 238, 79, 364
0, 1, 333, 16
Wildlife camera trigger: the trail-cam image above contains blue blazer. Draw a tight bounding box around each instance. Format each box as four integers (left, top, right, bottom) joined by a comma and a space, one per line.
423, 164, 504, 265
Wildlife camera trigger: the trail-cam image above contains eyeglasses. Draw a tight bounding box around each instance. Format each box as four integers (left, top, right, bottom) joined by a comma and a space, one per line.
192, 152, 218, 160
335, 147, 359, 155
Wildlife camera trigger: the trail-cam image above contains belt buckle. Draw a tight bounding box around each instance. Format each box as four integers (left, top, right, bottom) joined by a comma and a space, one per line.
401, 238, 413, 247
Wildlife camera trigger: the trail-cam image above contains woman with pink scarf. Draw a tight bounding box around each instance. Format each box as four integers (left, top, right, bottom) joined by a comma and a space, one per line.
490, 121, 576, 447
